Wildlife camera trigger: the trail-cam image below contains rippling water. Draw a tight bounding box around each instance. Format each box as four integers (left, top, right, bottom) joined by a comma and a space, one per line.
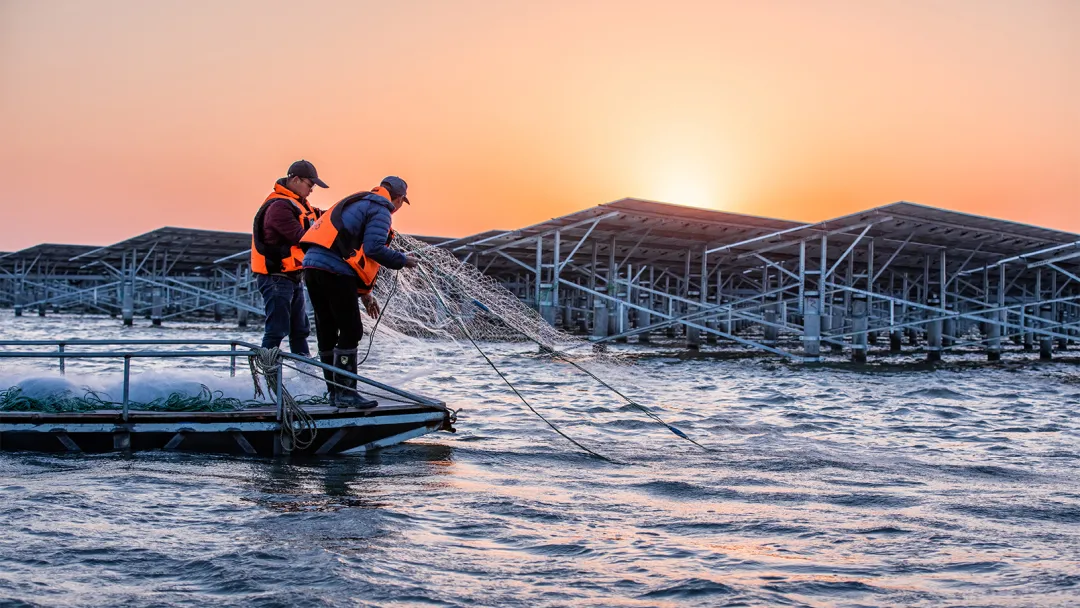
2, 315, 1079, 607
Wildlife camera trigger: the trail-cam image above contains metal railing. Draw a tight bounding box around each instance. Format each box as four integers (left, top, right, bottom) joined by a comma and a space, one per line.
0, 339, 445, 422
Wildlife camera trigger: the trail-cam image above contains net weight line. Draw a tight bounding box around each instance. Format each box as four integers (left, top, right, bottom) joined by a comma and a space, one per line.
397, 235, 709, 453
414, 264, 618, 462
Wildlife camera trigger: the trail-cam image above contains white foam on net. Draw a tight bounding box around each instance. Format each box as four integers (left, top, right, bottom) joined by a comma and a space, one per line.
1, 367, 260, 403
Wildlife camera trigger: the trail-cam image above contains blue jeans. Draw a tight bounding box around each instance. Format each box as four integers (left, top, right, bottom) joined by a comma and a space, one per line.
256, 274, 310, 356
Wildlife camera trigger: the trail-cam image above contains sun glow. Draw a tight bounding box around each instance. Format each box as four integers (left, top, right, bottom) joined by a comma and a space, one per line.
621, 118, 739, 213
638, 159, 733, 212
0, 0, 1075, 250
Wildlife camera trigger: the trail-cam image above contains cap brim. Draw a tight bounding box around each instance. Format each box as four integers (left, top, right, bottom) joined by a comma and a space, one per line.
403, 196, 410, 205
313, 177, 329, 188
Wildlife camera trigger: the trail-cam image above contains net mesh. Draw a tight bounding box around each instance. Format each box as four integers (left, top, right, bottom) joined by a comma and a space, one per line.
0, 385, 250, 413
368, 235, 702, 455
373, 234, 608, 359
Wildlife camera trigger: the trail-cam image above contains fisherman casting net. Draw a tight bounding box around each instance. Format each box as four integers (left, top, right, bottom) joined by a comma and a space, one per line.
371, 234, 605, 354
0, 234, 704, 455
350, 234, 707, 455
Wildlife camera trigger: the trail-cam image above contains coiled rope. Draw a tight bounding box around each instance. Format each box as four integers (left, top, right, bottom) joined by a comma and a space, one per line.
249, 347, 317, 450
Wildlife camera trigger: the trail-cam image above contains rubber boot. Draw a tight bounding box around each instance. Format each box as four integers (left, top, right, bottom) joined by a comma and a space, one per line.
318, 350, 338, 407
333, 348, 378, 409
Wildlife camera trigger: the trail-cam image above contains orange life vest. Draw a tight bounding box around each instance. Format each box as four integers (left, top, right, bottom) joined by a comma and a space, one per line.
251, 183, 320, 275
300, 187, 396, 295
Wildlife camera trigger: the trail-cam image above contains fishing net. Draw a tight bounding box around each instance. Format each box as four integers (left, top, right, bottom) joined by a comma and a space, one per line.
355, 235, 706, 457
372, 234, 606, 357
0, 383, 331, 414
0, 385, 249, 413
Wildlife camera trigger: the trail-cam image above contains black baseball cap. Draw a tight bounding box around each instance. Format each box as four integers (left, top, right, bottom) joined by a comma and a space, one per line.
380, 176, 410, 204
287, 160, 328, 188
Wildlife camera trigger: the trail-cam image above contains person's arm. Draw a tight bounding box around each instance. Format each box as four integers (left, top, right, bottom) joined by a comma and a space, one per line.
263, 201, 306, 245
360, 207, 408, 269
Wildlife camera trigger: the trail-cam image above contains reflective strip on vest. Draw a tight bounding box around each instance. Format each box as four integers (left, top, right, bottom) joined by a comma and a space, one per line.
251, 183, 319, 274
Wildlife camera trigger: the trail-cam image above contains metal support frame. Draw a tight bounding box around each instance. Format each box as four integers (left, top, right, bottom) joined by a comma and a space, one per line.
5, 205, 1080, 365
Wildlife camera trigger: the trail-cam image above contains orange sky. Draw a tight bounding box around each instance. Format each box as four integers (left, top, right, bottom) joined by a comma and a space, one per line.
1, 0, 1077, 251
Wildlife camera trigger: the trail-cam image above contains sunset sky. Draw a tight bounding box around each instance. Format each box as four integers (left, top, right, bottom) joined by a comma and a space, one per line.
1, 0, 1077, 251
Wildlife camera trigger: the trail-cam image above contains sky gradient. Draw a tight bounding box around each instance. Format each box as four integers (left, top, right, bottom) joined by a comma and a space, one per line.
1, 0, 1077, 251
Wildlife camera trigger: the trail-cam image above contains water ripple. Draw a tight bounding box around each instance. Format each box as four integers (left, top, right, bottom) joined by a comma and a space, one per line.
1, 315, 1079, 606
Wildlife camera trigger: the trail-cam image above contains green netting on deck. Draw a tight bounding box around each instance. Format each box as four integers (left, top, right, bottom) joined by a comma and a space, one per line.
0, 385, 252, 413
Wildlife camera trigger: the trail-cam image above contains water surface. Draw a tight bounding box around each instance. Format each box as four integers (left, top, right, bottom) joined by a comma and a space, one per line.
1, 315, 1078, 607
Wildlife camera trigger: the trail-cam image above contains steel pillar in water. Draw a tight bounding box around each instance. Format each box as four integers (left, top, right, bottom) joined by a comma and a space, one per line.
1022, 305, 1034, 351
851, 295, 868, 363
942, 303, 955, 348
987, 311, 1002, 361
890, 331, 902, 353
803, 291, 821, 359
638, 267, 653, 343
151, 287, 163, 326
592, 304, 608, 339
686, 325, 701, 349
926, 293, 942, 362
830, 295, 844, 353
1039, 303, 1053, 360
121, 285, 134, 326
705, 296, 718, 345
763, 297, 779, 346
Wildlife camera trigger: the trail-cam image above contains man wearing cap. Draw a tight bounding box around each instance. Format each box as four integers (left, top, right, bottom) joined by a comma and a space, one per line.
250, 160, 328, 360
300, 176, 419, 408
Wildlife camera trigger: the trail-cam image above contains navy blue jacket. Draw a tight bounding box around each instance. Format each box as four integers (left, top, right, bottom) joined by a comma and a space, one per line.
302, 192, 407, 276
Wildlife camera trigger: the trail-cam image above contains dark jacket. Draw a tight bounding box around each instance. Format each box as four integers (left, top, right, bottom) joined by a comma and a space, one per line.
301, 191, 407, 276
251, 179, 322, 279
262, 178, 319, 246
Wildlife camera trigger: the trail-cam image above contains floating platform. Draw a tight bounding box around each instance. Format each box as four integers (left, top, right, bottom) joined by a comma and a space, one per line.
0, 338, 456, 457
0, 402, 455, 456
